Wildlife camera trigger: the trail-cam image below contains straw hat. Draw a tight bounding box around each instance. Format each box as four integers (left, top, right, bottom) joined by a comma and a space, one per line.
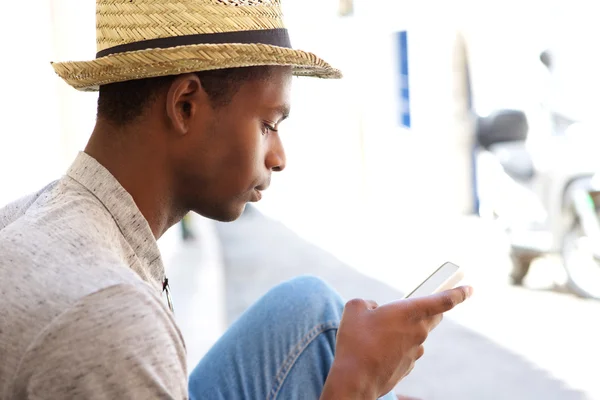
51, 0, 342, 92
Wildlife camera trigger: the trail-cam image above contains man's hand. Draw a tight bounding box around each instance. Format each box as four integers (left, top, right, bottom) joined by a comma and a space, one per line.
321, 286, 473, 399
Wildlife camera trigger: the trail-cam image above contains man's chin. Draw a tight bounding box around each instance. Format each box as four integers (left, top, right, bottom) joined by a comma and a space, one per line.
195, 203, 247, 223
220, 205, 247, 223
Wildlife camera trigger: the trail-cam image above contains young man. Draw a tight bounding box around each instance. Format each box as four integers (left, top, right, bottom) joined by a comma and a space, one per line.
0, 0, 472, 399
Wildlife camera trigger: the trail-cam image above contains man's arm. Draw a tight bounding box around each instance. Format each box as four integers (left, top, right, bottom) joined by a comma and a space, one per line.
10, 284, 187, 399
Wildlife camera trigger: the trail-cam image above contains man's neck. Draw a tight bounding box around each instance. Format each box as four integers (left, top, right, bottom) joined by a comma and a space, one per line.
85, 121, 182, 239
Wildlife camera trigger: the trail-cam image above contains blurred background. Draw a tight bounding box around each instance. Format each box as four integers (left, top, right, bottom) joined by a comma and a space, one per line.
2, 0, 600, 398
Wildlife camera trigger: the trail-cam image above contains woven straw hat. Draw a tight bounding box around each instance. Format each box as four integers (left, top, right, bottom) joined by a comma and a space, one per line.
51, 0, 342, 92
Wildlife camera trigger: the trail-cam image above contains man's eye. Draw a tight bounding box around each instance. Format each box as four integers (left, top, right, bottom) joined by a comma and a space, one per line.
262, 123, 277, 135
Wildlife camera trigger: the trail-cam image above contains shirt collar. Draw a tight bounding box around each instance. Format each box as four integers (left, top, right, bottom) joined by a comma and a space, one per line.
66, 152, 165, 288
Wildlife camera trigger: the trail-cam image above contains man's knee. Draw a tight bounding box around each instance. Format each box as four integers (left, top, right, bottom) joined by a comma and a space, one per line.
264, 275, 344, 321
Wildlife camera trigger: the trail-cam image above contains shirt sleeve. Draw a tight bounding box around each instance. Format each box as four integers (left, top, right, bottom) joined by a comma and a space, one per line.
10, 284, 188, 400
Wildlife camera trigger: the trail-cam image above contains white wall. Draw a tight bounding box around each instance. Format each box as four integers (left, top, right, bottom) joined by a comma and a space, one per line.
50, 0, 98, 162
0, 0, 97, 207
0, 2, 62, 206
256, 2, 477, 268
2, 0, 477, 231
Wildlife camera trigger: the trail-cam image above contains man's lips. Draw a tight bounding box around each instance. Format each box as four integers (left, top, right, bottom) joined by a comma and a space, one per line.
251, 189, 262, 202
255, 183, 269, 191
251, 179, 269, 202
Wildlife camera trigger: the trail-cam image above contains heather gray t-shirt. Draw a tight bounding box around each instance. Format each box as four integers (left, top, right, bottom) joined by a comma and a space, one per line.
0, 152, 188, 399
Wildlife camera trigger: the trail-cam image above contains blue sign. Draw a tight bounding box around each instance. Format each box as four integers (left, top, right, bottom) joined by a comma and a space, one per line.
397, 31, 410, 129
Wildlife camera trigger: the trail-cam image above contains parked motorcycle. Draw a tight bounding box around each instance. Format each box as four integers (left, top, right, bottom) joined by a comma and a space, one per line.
475, 110, 600, 299
560, 149, 600, 299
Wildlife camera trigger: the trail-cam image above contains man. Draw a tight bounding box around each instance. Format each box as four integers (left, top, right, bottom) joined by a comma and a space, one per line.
0, 0, 472, 399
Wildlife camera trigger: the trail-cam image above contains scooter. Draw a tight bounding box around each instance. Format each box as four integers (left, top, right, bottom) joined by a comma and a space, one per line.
475, 110, 600, 299
559, 145, 600, 299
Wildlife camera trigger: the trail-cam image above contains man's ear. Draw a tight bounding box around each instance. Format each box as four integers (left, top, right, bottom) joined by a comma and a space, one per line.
165, 73, 206, 135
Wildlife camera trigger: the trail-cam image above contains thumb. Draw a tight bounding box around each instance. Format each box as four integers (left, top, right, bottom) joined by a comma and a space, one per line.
345, 298, 379, 312
410, 286, 473, 318
364, 299, 378, 310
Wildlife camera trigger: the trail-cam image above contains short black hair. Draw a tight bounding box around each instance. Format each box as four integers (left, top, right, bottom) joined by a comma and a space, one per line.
97, 66, 272, 126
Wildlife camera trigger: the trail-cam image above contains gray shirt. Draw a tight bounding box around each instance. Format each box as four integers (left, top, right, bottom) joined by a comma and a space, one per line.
0, 152, 188, 399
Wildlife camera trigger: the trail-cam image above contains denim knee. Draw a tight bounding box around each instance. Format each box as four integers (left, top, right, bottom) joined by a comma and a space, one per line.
264, 275, 345, 324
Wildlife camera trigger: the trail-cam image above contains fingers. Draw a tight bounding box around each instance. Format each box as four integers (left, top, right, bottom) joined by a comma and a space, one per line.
401, 362, 416, 380
345, 298, 379, 312
427, 313, 443, 332
401, 346, 424, 381
364, 300, 379, 310
416, 345, 425, 360
413, 286, 473, 318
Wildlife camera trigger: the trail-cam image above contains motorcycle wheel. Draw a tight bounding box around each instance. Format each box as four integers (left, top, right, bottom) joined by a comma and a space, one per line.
561, 223, 600, 300
509, 249, 537, 286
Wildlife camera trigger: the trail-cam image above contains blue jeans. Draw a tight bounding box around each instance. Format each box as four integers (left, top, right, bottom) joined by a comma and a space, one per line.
189, 276, 396, 399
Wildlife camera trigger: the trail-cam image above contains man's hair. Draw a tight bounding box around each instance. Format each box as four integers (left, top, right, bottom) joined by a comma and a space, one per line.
97, 66, 272, 126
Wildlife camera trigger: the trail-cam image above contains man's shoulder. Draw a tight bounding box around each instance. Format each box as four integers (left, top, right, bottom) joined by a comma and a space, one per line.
0, 181, 58, 230
0, 178, 179, 398
0, 193, 140, 298
1, 176, 112, 232
0, 176, 121, 259
0, 176, 143, 328
8, 283, 187, 399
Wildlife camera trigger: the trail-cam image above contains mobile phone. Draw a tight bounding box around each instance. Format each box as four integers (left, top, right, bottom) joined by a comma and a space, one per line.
404, 262, 464, 299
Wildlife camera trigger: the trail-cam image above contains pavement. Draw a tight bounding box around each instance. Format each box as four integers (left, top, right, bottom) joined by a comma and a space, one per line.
213, 205, 600, 400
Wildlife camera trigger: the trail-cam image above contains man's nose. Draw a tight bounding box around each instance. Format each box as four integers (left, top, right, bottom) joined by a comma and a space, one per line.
266, 134, 286, 172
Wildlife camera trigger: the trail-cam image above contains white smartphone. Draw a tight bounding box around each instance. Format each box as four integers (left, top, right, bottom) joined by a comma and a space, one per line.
404, 262, 464, 299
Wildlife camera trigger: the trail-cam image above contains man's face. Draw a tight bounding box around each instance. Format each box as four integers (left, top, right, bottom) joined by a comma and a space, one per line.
172, 67, 292, 222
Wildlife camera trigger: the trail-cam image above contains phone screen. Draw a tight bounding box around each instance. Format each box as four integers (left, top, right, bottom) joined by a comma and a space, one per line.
405, 262, 461, 298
